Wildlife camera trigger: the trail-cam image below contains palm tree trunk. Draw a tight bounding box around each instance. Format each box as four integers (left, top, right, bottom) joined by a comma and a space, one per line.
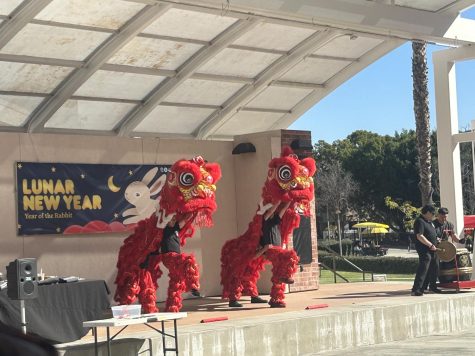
412, 41, 433, 206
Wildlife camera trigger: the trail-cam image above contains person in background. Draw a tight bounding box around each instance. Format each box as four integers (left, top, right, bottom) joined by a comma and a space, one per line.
421, 207, 460, 293
433, 207, 460, 243
411, 205, 440, 296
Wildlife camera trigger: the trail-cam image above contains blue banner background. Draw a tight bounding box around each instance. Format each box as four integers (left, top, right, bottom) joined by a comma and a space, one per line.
16, 162, 170, 236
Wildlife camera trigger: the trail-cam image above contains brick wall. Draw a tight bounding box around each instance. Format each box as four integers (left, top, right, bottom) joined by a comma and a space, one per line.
281, 130, 319, 292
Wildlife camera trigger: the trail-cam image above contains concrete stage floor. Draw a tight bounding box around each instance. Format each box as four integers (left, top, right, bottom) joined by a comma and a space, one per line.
57, 281, 475, 356
84, 281, 415, 336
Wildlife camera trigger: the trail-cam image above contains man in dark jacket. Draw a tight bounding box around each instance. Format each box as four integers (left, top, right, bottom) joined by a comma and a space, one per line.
411, 205, 439, 296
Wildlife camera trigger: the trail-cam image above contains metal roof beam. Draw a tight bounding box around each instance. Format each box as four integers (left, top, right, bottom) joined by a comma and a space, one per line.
270, 39, 404, 130
0, 53, 82, 67
117, 18, 261, 136
195, 29, 340, 139
25, 3, 172, 133
0, 125, 26, 132
191, 73, 254, 84
0, 90, 48, 97
228, 44, 286, 55
152, 0, 475, 46
101, 63, 176, 77
270, 80, 324, 89
128, 131, 196, 139
240, 107, 290, 114
0, 53, 255, 83
307, 54, 358, 62
30, 19, 113, 34
0, 0, 52, 49
70, 96, 141, 105
437, 0, 475, 14
31, 19, 214, 45
40, 127, 118, 136
159, 102, 220, 110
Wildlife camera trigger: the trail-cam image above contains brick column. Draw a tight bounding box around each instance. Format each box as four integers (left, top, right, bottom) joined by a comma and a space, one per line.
281, 130, 319, 291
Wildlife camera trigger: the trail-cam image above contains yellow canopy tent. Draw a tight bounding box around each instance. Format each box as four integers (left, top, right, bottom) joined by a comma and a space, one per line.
353, 222, 389, 229
361, 227, 389, 235
353, 222, 390, 246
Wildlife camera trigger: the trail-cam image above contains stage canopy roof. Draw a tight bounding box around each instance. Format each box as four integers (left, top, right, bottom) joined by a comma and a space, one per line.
0, 0, 474, 140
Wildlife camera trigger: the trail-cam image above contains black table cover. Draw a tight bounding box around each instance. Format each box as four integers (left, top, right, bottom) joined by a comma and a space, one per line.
0, 280, 110, 344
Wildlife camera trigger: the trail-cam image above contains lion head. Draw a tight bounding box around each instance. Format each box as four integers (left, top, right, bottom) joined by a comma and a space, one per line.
159, 156, 221, 227
262, 147, 316, 215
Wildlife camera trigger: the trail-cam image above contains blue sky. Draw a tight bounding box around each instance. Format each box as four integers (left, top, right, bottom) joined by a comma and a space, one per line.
289, 8, 475, 144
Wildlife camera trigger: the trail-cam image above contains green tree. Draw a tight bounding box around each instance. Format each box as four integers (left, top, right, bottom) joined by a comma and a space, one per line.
314, 130, 421, 231
385, 196, 420, 231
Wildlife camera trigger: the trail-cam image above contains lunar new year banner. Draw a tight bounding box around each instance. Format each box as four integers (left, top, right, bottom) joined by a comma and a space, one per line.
16, 162, 170, 236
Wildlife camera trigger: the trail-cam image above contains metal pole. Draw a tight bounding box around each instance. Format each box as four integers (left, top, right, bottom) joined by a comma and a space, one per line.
337, 212, 342, 255
20, 299, 26, 334
332, 257, 337, 283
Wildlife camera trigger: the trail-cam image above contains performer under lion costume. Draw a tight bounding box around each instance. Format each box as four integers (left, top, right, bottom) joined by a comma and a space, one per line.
221, 147, 315, 308
114, 156, 221, 313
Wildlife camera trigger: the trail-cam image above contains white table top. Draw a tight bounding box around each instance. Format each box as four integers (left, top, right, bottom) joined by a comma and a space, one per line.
83, 312, 187, 327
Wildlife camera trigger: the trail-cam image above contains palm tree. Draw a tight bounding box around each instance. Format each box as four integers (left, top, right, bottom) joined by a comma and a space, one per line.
412, 41, 433, 206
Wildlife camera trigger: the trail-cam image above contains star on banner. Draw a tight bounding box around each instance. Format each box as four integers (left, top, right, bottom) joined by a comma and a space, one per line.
128, 170, 133, 176
17, 163, 22, 169
56, 227, 61, 233
81, 173, 86, 179
51, 167, 56, 173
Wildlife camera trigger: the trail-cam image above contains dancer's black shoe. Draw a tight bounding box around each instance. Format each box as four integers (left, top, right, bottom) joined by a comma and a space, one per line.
229, 300, 243, 308
191, 289, 201, 297
251, 296, 268, 303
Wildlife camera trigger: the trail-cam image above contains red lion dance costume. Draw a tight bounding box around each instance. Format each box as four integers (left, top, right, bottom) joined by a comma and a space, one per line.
114, 156, 221, 313
221, 147, 315, 307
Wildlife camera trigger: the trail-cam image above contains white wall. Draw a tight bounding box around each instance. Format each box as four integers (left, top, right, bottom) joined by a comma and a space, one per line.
233, 130, 283, 293
0, 133, 238, 300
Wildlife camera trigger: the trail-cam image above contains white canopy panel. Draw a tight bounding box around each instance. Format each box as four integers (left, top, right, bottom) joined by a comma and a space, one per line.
0, 0, 473, 139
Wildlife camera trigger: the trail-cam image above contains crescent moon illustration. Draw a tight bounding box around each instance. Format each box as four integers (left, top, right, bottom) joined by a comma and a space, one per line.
108, 176, 121, 193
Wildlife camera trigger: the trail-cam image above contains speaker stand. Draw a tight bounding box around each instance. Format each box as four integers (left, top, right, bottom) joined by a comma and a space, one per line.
20, 299, 27, 334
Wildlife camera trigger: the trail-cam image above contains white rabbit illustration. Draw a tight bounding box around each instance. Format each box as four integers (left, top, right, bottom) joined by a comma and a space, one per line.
122, 167, 166, 225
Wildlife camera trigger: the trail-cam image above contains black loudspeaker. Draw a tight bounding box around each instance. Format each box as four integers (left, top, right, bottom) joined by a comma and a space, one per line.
6, 258, 38, 300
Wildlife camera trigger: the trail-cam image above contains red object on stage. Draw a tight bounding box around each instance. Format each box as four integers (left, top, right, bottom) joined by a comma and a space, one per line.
220, 147, 316, 308
438, 280, 475, 290
305, 304, 329, 310
464, 215, 475, 229
200, 316, 229, 323
114, 156, 222, 313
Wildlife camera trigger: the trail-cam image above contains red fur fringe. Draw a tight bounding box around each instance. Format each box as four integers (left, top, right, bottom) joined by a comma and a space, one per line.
220, 147, 314, 305
115, 156, 220, 313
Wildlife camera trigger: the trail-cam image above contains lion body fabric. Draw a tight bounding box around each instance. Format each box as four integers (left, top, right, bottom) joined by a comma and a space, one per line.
114, 156, 221, 313
221, 147, 316, 306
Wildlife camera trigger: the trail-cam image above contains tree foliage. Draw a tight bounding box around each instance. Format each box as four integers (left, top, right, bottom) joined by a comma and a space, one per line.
384, 196, 420, 231
314, 129, 475, 234
315, 130, 424, 231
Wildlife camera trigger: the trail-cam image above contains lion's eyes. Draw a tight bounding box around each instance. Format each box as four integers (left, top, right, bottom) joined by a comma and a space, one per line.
179, 172, 195, 187
278, 165, 292, 181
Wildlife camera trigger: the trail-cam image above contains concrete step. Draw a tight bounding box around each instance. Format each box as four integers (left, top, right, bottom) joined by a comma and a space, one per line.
56, 290, 475, 356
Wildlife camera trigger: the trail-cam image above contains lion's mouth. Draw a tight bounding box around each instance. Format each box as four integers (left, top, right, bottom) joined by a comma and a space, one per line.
194, 208, 214, 227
